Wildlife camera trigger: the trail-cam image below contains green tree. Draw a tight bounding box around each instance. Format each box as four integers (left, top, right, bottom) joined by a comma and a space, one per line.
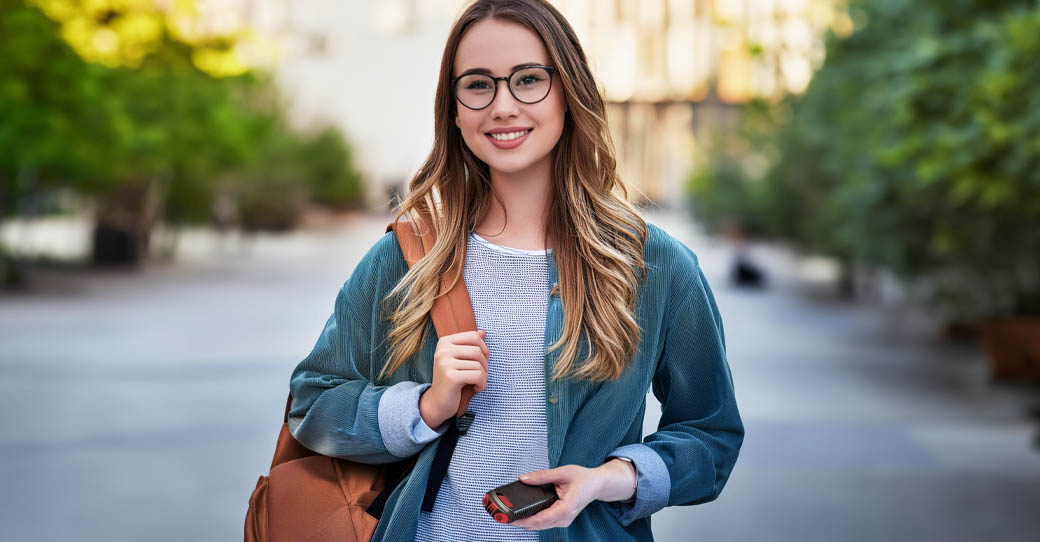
1, 0, 365, 276
298, 127, 365, 210
688, 0, 1040, 320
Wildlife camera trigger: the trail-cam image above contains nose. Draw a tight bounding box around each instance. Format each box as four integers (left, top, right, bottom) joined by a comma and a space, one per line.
489, 79, 519, 119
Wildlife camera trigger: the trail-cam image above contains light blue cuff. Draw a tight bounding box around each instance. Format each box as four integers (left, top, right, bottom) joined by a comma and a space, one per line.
376, 381, 450, 457
604, 443, 671, 526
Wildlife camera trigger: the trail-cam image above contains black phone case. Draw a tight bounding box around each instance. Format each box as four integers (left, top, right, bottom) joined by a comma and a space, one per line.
484, 480, 559, 523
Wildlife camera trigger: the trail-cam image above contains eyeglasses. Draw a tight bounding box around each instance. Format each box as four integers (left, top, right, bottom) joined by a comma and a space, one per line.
452, 65, 556, 110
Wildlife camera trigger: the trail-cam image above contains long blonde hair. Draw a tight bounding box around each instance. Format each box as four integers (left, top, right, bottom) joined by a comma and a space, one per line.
378, 0, 648, 383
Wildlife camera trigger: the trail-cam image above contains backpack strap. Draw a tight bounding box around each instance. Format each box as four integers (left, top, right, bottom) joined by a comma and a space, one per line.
383, 213, 480, 514
386, 214, 478, 416
268, 212, 483, 522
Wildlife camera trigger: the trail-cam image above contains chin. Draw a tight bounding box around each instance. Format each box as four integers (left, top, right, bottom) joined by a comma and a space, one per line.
484, 156, 537, 174
479, 147, 552, 175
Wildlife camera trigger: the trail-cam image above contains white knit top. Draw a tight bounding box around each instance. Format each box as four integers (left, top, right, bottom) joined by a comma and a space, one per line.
414, 232, 552, 541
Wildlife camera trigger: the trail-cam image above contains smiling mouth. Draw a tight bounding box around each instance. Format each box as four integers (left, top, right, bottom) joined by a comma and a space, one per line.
486, 129, 532, 141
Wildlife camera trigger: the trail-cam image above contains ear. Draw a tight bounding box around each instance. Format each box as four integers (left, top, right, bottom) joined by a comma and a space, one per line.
455, 114, 460, 129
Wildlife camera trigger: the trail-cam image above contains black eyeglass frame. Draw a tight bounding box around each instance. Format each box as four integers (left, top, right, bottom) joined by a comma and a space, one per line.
452, 65, 557, 111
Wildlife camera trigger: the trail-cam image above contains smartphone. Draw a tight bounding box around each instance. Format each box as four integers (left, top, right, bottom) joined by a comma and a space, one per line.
483, 480, 559, 524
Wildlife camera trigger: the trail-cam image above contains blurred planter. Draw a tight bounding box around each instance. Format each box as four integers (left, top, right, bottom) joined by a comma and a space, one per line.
91, 182, 161, 266
1, 248, 25, 289
940, 320, 979, 343
979, 319, 1040, 383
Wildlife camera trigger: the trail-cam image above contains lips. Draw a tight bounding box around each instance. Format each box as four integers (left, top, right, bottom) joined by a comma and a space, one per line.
485, 128, 532, 149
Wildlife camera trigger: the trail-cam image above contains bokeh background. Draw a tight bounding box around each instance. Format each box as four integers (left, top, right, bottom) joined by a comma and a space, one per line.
2, 1, 1039, 541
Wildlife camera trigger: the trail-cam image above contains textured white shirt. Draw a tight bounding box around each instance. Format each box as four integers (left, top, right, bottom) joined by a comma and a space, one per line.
415, 232, 552, 542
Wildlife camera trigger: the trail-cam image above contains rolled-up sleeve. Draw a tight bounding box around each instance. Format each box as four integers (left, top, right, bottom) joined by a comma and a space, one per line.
603, 443, 671, 526
377, 381, 451, 457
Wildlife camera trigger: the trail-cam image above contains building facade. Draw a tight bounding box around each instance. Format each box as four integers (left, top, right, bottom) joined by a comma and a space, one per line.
200, 0, 844, 208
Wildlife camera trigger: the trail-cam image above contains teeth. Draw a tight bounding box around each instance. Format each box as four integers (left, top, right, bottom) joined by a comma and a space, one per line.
490, 130, 530, 141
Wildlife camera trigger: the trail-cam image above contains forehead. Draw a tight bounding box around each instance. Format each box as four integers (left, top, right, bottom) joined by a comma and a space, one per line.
454, 18, 550, 76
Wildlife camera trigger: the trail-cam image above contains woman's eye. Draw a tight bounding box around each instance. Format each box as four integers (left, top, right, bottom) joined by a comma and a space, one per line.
517, 75, 542, 86
467, 81, 490, 90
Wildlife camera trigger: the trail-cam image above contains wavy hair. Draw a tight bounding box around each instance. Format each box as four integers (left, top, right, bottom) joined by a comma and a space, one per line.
378, 0, 648, 383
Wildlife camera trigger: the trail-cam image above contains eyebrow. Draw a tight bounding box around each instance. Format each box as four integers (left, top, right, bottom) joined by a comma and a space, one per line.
455, 62, 547, 78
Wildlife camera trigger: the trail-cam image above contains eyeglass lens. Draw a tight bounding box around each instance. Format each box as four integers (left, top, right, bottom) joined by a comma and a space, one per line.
455, 67, 552, 110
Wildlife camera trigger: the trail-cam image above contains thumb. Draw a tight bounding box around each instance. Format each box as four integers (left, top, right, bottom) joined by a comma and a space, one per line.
519, 469, 552, 484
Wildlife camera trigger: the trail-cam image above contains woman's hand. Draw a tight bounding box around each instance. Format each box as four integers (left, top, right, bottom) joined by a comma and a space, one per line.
418, 329, 489, 429
511, 459, 637, 531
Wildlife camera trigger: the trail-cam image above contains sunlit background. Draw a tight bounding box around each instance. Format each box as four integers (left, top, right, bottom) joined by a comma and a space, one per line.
1, 1, 1038, 541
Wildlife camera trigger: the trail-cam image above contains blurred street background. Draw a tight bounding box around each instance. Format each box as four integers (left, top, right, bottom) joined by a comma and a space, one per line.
2, 1, 1039, 541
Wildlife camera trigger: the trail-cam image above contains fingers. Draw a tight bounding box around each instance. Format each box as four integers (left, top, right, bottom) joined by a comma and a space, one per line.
432, 331, 491, 396
446, 359, 483, 373
512, 499, 574, 531
446, 362, 488, 392
512, 466, 591, 530
445, 333, 489, 376
446, 347, 488, 389
452, 344, 489, 369
519, 467, 559, 485
447, 330, 490, 360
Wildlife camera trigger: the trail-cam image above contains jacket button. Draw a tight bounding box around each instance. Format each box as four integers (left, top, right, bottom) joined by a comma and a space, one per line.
547, 395, 559, 404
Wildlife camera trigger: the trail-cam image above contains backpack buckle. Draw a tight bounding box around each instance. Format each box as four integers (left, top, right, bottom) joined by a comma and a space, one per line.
455, 411, 475, 436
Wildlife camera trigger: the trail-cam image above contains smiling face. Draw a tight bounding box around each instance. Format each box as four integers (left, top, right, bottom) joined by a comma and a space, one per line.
453, 18, 567, 176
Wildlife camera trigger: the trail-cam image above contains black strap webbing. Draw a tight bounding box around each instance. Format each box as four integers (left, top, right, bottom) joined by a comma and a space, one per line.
421, 411, 475, 512
366, 455, 417, 520
368, 411, 476, 517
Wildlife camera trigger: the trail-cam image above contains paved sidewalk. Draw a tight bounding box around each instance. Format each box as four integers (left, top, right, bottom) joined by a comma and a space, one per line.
0, 210, 1037, 541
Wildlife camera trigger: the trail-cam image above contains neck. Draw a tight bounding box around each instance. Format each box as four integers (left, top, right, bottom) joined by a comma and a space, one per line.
475, 154, 553, 249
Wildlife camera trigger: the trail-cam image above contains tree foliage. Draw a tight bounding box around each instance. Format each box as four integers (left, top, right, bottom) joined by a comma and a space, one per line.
0, 0, 364, 232
687, 0, 1040, 319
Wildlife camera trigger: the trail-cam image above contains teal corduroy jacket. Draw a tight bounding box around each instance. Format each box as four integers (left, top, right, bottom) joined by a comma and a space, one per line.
288, 222, 744, 542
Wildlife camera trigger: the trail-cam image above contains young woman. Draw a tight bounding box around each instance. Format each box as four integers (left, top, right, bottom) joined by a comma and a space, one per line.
287, 1, 744, 540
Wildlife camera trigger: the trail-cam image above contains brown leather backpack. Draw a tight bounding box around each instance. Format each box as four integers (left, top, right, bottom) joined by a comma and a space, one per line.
245, 216, 478, 542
